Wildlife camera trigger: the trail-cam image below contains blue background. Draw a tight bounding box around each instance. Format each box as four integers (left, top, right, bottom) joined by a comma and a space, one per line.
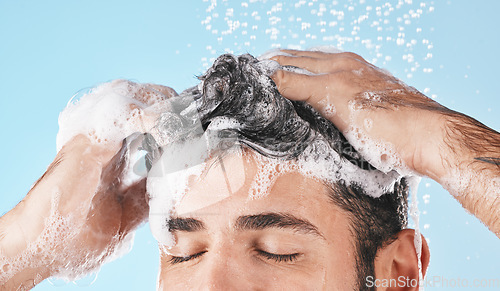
0, 0, 498, 290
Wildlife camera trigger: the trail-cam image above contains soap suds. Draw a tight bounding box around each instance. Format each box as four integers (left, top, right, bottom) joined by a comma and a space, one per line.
344, 125, 405, 175
0, 210, 134, 283
145, 52, 415, 252
408, 175, 423, 288
3, 48, 425, 283
56, 79, 174, 151
0, 80, 179, 283
441, 167, 500, 201
248, 156, 298, 199
147, 134, 214, 246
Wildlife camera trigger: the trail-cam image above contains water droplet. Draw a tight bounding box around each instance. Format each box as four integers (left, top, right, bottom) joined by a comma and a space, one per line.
47, 277, 69, 286
73, 272, 98, 286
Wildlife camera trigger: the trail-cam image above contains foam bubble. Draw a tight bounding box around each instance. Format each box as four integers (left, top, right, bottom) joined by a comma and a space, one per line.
248, 156, 297, 199
309, 45, 343, 54
344, 125, 405, 175
1, 80, 177, 283
363, 118, 373, 131
56, 80, 173, 151
147, 129, 223, 246
0, 212, 124, 283
323, 104, 336, 118
441, 166, 500, 203
257, 48, 293, 60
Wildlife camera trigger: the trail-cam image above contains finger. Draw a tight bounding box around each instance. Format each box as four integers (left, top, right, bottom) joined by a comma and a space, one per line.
100, 138, 130, 184
280, 49, 333, 59
271, 55, 328, 74
136, 84, 178, 106
271, 69, 330, 104
272, 55, 366, 74
119, 179, 149, 233
281, 49, 368, 63
146, 84, 178, 98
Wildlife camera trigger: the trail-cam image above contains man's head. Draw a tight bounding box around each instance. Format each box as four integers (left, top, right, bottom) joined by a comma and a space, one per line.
150, 54, 429, 290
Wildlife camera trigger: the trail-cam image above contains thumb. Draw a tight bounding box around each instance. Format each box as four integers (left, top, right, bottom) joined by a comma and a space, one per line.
271, 69, 320, 102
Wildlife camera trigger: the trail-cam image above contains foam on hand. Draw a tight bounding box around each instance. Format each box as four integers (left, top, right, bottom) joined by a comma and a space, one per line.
0, 191, 136, 284
56, 79, 173, 151
343, 125, 405, 175
0, 79, 181, 284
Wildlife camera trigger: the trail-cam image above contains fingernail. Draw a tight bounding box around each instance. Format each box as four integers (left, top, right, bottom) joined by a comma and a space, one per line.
270, 70, 283, 90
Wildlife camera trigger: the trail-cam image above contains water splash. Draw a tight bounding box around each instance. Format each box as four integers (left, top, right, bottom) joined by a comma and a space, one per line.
200, 0, 436, 83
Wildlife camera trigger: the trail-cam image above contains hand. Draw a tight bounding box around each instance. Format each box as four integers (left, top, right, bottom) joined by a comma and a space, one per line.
270, 50, 447, 177
269, 49, 500, 237
0, 82, 177, 288
57, 80, 179, 151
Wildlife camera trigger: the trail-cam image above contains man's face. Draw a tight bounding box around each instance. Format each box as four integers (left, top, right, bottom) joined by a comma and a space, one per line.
157, 151, 359, 290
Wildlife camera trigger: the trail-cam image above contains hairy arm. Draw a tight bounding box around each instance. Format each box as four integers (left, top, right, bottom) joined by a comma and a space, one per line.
269, 49, 500, 237
435, 112, 500, 236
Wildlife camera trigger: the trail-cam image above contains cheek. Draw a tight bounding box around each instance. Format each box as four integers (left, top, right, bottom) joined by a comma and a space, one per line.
255, 263, 330, 290
158, 254, 198, 290
322, 237, 358, 288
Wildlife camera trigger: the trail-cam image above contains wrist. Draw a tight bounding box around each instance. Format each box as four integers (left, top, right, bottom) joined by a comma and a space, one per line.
411, 112, 450, 181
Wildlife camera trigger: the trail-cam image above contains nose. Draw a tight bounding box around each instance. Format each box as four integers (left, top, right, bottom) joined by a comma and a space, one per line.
196, 250, 253, 291
198, 256, 237, 290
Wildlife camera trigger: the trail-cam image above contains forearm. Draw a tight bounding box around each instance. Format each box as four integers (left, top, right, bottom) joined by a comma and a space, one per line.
424, 112, 500, 237
0, 137, 112, 288
0, 193, 53, 289
0, 262, 50, 290
267, 49, 500, 237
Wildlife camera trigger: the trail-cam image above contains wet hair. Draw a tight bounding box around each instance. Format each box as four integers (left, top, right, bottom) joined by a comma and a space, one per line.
196, 54, 376, 169
161, 54, 408, 290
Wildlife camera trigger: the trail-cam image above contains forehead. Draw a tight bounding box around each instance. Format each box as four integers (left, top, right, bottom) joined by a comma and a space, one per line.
174, 150, 349, 235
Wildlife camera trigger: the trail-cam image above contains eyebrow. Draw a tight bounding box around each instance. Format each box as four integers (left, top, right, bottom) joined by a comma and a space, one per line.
168, 217, 206, 232
235, 213, 325, 239
168, 212, 325, 239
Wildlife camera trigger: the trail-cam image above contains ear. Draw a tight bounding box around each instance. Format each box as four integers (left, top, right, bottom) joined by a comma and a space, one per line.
373, 229, 430, 290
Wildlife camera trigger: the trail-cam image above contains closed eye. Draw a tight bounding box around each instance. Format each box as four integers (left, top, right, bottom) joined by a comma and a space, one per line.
169, 251, 207, 265
256, 250, 301, 263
